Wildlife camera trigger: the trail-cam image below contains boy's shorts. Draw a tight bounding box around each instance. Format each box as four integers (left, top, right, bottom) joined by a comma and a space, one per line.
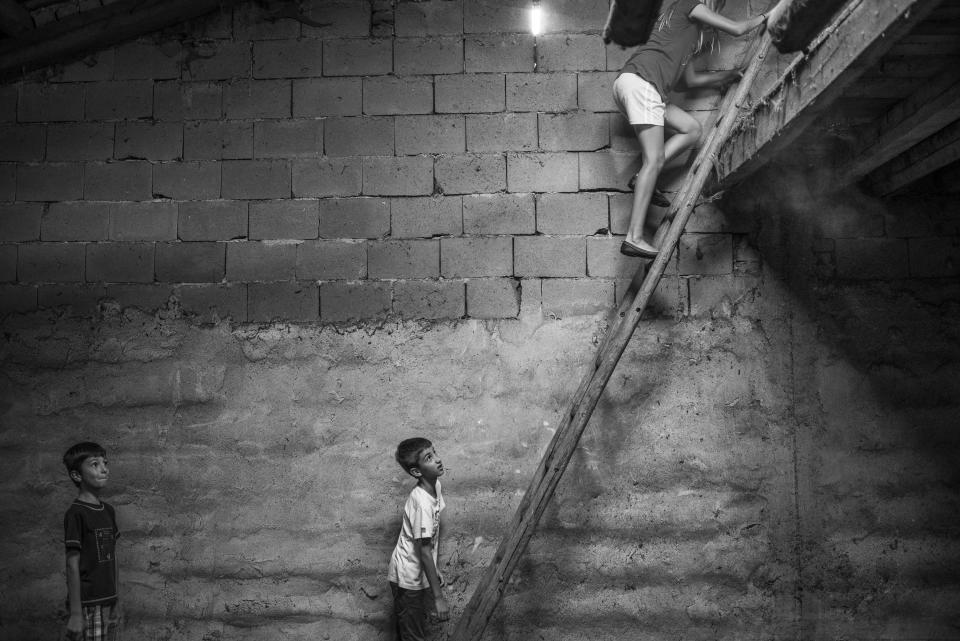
390, 582, 428, 641
64, 604, 120, 641
613, 73, 665, 126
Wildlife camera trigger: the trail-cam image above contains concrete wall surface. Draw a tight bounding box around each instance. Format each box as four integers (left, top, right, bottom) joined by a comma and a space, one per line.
3, 294, 801, 641
0, 1, 958, 640
725, 166, 960, 641
3, 176, 960, 639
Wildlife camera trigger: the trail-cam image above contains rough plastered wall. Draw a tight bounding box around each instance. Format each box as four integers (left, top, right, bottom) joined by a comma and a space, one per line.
2, 1, 958, 641
2, 295, 800, 641
727, 162, 960, 639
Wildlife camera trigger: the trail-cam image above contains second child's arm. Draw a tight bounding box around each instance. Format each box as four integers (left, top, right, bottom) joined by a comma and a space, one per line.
683, 0, 794, 90
414, 537, 450, 621
689, 3, 766, 37
110, 544, 122, 628
66, 551, 83, 639
683, 63, 742, 90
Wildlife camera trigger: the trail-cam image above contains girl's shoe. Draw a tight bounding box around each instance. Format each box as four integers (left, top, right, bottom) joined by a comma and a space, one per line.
620, 239, 659, 258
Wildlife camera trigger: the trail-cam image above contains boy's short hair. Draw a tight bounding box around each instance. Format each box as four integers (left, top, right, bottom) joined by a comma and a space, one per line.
395, 437, 432, 475
63, 442, 106, 487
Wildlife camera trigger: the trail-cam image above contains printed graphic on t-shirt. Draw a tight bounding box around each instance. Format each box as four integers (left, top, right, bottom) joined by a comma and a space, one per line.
95, 527, 115, 563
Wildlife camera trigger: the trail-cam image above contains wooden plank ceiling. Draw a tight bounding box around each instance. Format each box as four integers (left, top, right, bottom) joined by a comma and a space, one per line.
715, 0, 960, 199
0, 0, 247, 80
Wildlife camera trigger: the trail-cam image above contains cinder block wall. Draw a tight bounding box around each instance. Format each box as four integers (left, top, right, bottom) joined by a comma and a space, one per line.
0, 0, 762, 323
2, 1, 959, 641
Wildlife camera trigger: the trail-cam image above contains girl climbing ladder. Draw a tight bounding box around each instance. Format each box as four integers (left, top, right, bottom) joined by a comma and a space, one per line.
612, 0, 772, 258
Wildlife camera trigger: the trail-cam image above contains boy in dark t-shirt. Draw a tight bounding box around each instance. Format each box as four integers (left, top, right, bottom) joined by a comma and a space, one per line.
62, 442, 120, 641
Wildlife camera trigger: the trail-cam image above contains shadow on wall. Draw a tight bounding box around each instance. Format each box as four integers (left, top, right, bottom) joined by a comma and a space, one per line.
725, 156, 960, 406
724, 156, 960, 638
481, 388, 670, 639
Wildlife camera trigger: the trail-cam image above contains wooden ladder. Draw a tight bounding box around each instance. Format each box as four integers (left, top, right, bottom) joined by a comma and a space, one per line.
450, 25, 778, 641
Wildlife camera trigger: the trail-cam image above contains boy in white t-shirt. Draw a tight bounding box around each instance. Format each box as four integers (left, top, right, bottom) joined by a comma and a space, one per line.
388, 437, 448, 640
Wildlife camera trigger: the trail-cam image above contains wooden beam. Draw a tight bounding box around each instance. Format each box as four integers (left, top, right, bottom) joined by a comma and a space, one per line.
930, 161, 960, 194
841, 77, 924, 100
712, 0, 943, 192
0, 0, 34, 36
866, 117, 960, 196
22, 0, 65, 9
841, 66, 960, 181
871, 56, 960, 79
3, 0, 165, 48
845, 54, 960, 99
0, 0, 243, 80
450, 22, 783, 641
884, 34, 960, 57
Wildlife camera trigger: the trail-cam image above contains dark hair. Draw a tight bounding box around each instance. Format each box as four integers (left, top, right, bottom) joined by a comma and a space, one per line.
63, 442, 106, 487
395, 437, 432, 475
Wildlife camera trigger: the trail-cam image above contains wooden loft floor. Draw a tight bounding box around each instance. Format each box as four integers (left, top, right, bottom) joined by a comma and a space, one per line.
715, 0, 960, 199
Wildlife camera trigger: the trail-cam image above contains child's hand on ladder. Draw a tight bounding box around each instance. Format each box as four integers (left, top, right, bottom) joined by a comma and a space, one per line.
719, 68, 745, 90
765, 0, 791, 32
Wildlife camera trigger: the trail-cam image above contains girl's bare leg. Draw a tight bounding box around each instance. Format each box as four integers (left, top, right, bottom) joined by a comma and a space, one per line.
626, 123, 664, 251
663, 104, 702, 165
650, 105, 704, 247
632, 105, 702, 183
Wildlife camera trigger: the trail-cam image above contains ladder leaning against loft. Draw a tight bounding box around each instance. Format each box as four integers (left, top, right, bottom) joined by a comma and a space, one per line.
449, 14, 784, 641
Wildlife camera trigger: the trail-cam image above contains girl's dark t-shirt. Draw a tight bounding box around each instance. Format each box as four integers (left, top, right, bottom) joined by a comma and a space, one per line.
620, 0, 704, 100
64, 499, 120, 606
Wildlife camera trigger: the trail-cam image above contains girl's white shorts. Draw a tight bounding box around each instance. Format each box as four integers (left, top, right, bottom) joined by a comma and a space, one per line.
613, 73, 665, 126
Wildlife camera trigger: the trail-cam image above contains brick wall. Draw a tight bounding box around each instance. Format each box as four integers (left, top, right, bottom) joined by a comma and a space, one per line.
0, 0, 757, 324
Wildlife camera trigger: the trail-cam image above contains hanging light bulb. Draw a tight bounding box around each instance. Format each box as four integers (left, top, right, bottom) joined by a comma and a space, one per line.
530, 0, 543, 35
